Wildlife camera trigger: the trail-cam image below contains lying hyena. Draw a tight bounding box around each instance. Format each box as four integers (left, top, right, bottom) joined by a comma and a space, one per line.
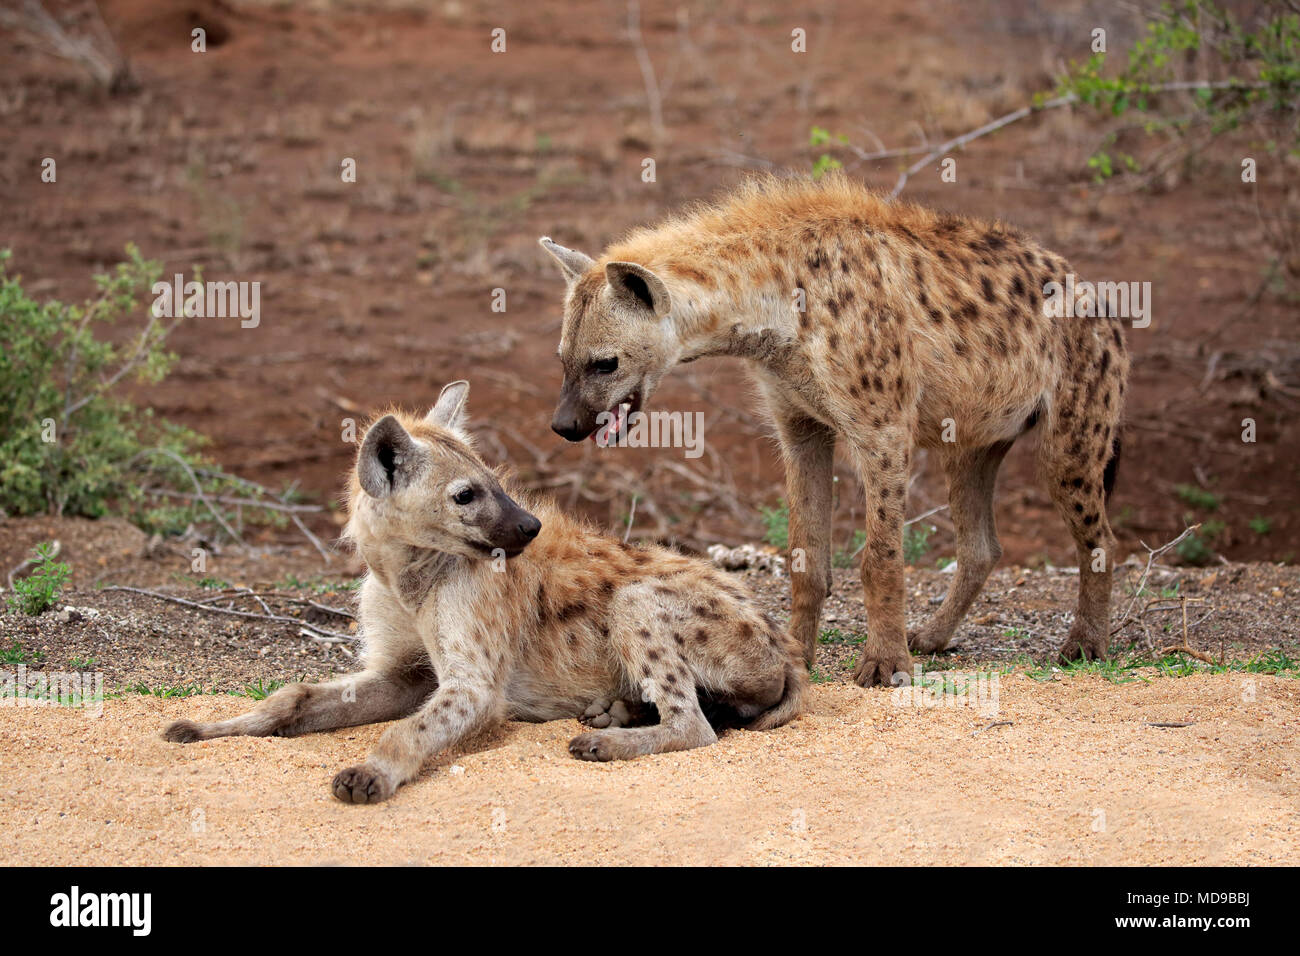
541, 174, 1129, 686
163, 381, 805, 803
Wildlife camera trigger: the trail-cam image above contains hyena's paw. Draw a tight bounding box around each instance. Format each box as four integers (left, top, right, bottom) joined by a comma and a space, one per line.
907, 623, 955, 655
579, 697, 653, 729
852, 645, 914, 688
1058, 625, 1109, 663
161, 719, 206, 743
568, 730, 635, 762
331, 764, 396, 804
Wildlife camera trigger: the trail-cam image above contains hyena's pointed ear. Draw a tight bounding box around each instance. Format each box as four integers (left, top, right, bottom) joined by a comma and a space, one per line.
426, 379, 470, 433
358, 415, 422, 498
605, 261, 671, 318
538, 237, 594, 284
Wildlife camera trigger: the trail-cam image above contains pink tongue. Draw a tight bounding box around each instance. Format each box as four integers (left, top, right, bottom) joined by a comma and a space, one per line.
592, 405, 626, 446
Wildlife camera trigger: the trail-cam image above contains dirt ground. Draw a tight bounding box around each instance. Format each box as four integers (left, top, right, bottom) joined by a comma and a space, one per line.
2, 675, 1296, 865
1, 0, 1296, 567
2, 515, 1297, 865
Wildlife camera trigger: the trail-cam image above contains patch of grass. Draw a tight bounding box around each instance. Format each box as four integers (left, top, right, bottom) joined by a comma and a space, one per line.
121, 682, 209, 698
6, 541, 70, 615
275, 574, 361, 594
0, 641, 46, 665
68, 655, 96, 670
235, 678, 285, 700
1249, 516, 1273, 535
195, 577, 231, 590
1021, 648, 1300, 684
818, 627, 865, 645
1002, 626, 1030, 640
808, 665, 832, 684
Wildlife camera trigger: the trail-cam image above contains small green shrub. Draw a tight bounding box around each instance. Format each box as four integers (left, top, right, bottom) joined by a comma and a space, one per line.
6, 541, 71, 616
760, 500, 790, 550
1174, 483, 1220, 511
903, 523, 934, 564
1177, 519, 1226, 566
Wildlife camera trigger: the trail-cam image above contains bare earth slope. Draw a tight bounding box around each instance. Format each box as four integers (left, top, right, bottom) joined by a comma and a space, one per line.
3, 676, 1296, 866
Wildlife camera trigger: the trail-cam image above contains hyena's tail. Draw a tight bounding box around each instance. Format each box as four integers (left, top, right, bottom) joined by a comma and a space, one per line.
746, 656, 810, 731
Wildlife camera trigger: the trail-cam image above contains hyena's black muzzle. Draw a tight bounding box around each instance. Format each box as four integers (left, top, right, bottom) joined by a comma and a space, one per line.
481, 488, 541, 557
550, 384, 598, 442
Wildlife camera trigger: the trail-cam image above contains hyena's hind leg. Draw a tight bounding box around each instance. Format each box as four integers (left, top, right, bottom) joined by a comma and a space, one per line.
162, 662, 437, 743
1040, 399, 1124, 661
909, 441, 1013, 654
568, 585, 716, 762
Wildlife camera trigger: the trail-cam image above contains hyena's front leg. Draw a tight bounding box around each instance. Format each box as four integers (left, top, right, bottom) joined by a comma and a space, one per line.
847, 433, 914, 687
332, 679, 500, 804
769, 401, 836, 666
161, 666, 436, 743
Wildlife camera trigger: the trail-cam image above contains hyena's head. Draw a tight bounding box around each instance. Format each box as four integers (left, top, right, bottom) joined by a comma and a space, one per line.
538, 237, 676, 442
349, 381, 541, 559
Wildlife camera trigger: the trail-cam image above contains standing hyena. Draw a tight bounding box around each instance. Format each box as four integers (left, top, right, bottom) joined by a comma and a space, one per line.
541, 174, 1129, 686
162, 381, 805, 803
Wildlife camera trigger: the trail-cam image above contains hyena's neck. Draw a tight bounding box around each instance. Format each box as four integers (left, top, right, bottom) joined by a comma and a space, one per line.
360, 538, 460, 610
652, 258, 799, 366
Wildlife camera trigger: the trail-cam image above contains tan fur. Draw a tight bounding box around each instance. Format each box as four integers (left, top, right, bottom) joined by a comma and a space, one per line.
542, 173, 1129, 685
162, 381, 806, 803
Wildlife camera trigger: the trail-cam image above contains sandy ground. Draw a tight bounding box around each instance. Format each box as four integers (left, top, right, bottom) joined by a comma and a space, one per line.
3, 674, 1296, 866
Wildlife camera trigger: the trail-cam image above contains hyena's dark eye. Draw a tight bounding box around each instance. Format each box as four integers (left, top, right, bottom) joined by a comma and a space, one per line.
590, 357, 618, 375
452, 487, 475, 505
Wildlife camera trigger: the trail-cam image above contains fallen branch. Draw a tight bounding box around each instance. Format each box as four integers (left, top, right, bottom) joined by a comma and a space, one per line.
1156, 644, 1216, 665
102, 585, 357, 642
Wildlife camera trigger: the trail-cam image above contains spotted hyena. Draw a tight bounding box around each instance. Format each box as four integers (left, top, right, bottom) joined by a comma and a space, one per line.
162, 381, 805, 803
541, 174, 1129, 686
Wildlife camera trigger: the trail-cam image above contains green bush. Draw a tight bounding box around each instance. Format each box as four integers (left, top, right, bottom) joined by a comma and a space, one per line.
6, 542, 71, 616
0, 247, 290, 538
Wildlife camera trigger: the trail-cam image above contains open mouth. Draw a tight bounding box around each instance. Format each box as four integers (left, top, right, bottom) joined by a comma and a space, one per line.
592, 387, 642, 447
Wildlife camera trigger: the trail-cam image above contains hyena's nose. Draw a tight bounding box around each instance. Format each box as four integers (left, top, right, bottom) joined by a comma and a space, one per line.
518, 515, 542, 541
551, 418, 588, 442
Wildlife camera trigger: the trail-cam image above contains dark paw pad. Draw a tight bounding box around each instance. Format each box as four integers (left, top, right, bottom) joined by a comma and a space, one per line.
332, 765, 395, 804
